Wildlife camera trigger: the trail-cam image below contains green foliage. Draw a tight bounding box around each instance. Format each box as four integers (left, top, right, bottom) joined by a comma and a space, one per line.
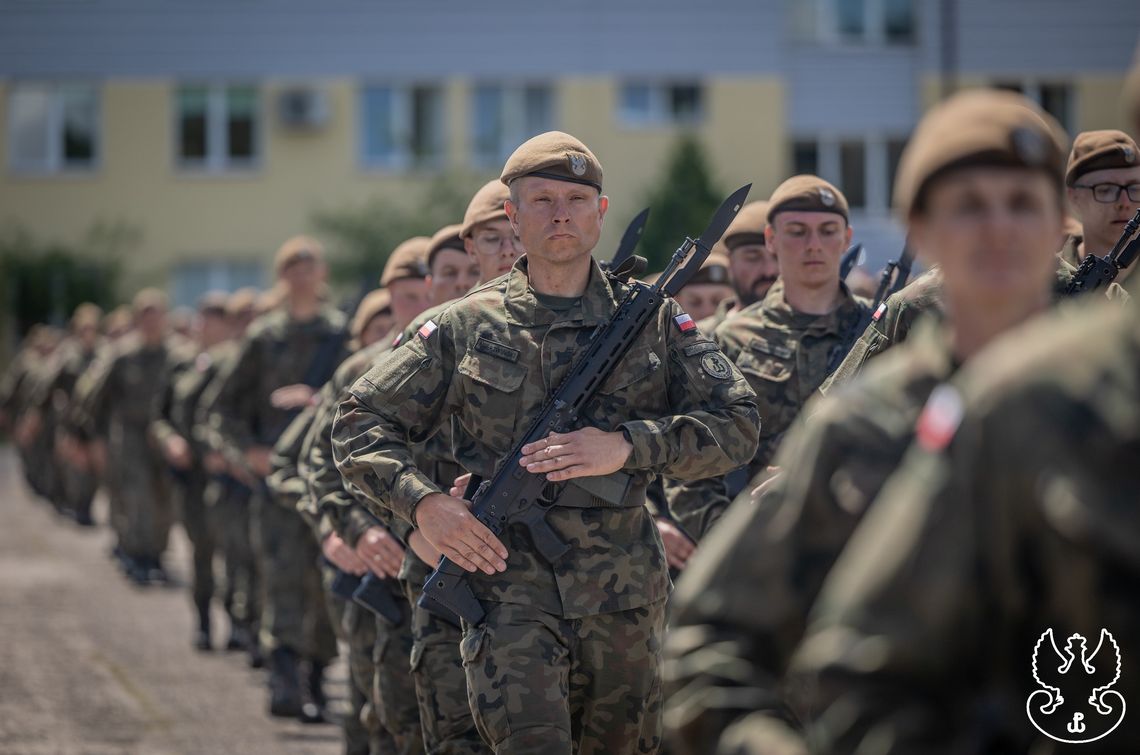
635, 135, 725, 272
312, 173, 487, 288
0, 220, 133, 336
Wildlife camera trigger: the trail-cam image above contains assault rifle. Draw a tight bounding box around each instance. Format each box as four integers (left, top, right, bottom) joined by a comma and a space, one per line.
825, 243, 915, 376
419, 184, 752, 625
1064, 209, 1140, 296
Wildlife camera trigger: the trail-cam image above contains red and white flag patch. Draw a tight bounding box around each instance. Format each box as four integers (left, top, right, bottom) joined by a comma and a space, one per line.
417, 320, 438, 340
674, 313, 696, 333
872, 302, 888, 322
915, 384, 964, 452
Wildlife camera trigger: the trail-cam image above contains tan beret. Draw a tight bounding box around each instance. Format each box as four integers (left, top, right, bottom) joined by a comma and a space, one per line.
461, 180, 510, 238
685, 252, 733, 287
380, 236, 430, 287
70, 302, 103, 329
723, 201, 770, 250
226, 287, 259, 317
500, 131, 603, 192
273, 235, 325, 276
132, 288, 169, 313
427, 224, 466, 271
102, 306, 133, 334
350, 288, 392, 342
768, 176, 849, 224
197, 290, 230, 316
894, 89, 1067, 217
1065, 130, 1140, 186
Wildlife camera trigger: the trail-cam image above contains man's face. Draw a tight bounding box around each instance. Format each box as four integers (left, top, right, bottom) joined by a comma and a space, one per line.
429, 248, 481, 304
766, 212, 852, 293
505, 177, 608, 269
1066, 165, 1140, 254
198, 311, 229, 347
675, 282, 735, 322
280, 256, 326, 299
465, 218, 524, 280
360, 311, 395, 348
728, 242, 779, 306
911, 167, 1061, 319
76, 323, 99, 349
387, 277, 430, 330
135, 307, 167, 342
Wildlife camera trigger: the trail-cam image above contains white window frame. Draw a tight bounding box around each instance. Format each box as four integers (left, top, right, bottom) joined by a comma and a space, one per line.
617, 80, 705, 128
173, 82, 262, 174
791, 133, 908, 217
813, 0, 916, 47
6, 81, 100, 175
358, 82, 446, 173
470, 82, 555, 169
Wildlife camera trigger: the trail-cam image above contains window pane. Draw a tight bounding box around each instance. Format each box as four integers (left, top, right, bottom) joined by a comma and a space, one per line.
226, 86, 257, 161
60, 84, 97, 166
523, 85, 553, 136
9, 85, 52, 169
835, 0, 865, 38
670, 84, 703, 123
883, 0, 914, 43
473, 85, 503, 165
178, 86, 209, 161
1041, 84, 1071, 133
792, 140, 819, 176
840, 140, 866, 209
886, 137, 908, 202
621, 83, 652, 121
410, 86, 443, 167
362, 87, 396, 162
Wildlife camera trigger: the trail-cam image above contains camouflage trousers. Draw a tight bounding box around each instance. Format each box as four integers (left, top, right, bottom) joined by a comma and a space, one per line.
172, 467, 216, 608
204, 475, 259, 628
114, 429, 172, 560
322, 563, 381, 755
61, 463, 97, 522
402, 559, 489, 755
253, 491, 337, 662
372, 578, 423, 754
460, 601, 666, 755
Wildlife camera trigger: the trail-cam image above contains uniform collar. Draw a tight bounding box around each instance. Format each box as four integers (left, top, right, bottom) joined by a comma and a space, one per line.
758, 279, 863, 333
503, 254, 620, 327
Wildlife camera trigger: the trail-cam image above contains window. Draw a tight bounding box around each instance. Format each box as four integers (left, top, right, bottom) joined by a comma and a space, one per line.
360, 84, 445, 170
619, 82, 704, 126
170, 260, 265, 309
992, 80, 1074, 134
7, 82, 99, 173
792, 140, 820, 176
840, 141, 867, 209
176, 84, 260, 171
798, 0, 915, 45
789, 135, 909, 214
472, 84, 553, 168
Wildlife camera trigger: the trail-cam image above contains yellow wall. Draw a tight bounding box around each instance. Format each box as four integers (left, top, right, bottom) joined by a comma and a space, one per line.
1075, 75, 1131, 133
0, 74, 780, 294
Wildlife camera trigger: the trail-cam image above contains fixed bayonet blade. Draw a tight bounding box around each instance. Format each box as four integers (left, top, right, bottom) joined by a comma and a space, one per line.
609, 207, 650, 270
664, 183, 751, 296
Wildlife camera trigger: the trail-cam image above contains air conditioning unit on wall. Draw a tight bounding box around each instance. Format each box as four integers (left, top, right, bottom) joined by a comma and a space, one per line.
278, 87, 330, 130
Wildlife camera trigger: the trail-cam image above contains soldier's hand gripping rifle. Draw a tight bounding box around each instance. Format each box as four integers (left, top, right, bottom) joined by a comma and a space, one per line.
1064, 209, 1140, 296
418, 184, 752, 626
825, 243, 915, 376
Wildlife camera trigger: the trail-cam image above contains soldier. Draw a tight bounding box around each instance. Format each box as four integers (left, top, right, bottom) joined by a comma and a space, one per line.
205, 236, 348, 720
332, 130, 759, 755
152, 292, 232, 649
1059, 129, 1140, 283
84, 289, 177, 584
697, 200, 777, 332
662, 88, 1074, 753
673, 252, 734, 323
790, 275, 1140, 751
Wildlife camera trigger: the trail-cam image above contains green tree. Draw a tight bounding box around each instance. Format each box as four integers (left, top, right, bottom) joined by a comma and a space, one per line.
635, 135, 724, 272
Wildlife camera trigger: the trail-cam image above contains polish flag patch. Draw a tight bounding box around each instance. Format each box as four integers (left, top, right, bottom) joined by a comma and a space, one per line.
872, 302, 888, 322
915, 384, 964, 452
417, 320, 438, 340
674, 313, 696, 333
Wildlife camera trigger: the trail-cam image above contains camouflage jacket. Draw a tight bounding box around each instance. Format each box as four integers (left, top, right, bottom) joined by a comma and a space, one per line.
205, 306, 348, 469
82, 335, 177, 437
793, 297, 1140, 753
333, 256, 759, 619
152, 343, 227, 463
663, 319, 956, 753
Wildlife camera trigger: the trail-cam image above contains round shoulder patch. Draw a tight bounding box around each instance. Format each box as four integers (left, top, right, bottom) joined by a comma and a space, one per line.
700, 352, 733, 380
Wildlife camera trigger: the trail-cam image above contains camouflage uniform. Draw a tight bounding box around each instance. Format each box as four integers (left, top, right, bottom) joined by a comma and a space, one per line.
205, 307, 346, 669
83, 335, 176, 568
334, 257, 759, 754
303, 336, 426, 754
662, 318, 956, 753
791, 297, 1140, 753
41, 339, 103, 522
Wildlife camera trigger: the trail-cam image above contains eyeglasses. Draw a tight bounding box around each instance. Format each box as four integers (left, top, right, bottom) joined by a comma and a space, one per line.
1073, 182, 1140, 203
472, 232, 524, 256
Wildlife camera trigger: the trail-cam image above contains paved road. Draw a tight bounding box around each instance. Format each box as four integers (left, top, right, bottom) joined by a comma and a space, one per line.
0, 447, 345, 755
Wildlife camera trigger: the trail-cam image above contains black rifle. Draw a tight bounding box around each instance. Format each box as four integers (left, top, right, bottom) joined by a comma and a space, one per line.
418, 185, 752, 625
351, 572, 404, 625
1064, 209, 1140, 296
825, 243, 915, 376
839, 243, 864, 281
607, 207, 650, 272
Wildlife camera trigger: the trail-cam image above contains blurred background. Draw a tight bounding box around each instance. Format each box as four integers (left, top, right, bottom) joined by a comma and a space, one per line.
2, 0, 1138, 362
